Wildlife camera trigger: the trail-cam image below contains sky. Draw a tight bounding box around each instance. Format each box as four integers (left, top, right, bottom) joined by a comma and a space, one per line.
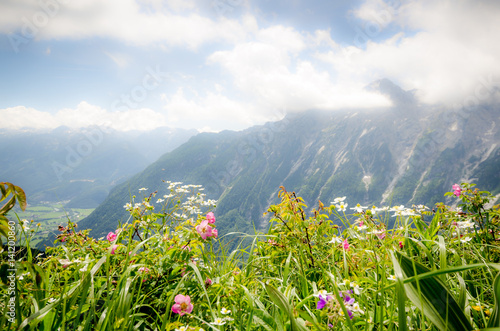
0, 0, 499, 132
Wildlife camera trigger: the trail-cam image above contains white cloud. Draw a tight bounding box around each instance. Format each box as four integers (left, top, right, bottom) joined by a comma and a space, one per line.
208, 25, 391, 112
0, 0, 255, 48
161, 88, 276, 132
0, 102, 167, 131
322, 0, 500, 106
353, 0, 397, 28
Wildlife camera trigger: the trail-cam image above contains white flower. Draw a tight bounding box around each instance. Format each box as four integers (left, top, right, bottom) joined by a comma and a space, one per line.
367, 229, 385, 235
387, 275, 397, 281
48, 298, 57, 303
460, 237, 473, 243
336, 202, 348, 212
313, 289, 332, 297
123, 203, 132, 209
156, 198, 164, 203
221, 307, 231, 314
350, 204, 367, 213
457, 220, 474, 229
138, 187, 148, 191
329, 236, 343, 244
352, 302, 365, 314
211, 317, 226, 325
332, 196, 346, 203
350, 282, 362, 295
175, 326, 188, 331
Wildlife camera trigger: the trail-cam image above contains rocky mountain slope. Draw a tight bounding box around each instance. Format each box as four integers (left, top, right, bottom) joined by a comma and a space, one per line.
76, 102, 500, 242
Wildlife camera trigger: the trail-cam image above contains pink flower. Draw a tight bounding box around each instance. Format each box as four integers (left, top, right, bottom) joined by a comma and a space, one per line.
196, 220, 213, 240
138, 267, 150, 273
110, 244, 119, 255
206, 212, 216, 224
212, 228, 218, 238
342, 239, 350, 251
399, 241, 404, 249
107, 232, 117, 242
171, 294, 193, 316
452, 184, 462, 197
205, 278, 212, 288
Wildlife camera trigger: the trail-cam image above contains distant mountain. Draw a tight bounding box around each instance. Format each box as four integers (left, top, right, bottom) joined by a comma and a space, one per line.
77, 101, 500, 243
1, 126, 197, 208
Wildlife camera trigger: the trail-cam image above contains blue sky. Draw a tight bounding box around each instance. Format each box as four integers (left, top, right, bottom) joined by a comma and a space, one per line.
1, 0, 499, 132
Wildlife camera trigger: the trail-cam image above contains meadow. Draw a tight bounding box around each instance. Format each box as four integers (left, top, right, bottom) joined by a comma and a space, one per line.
10, 203, 94, 248
1, 180, 500, 330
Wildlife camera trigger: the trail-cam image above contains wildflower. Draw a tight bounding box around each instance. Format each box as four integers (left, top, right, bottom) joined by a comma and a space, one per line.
139, 187, 148, 191
351, 302, 365, 314
175, 326, 188, 331
196, 220, 213, 240
350, 204, 367, 213
156, 198, 164, 203
212, 228, 218, 238
138, 267, 150, 273
387, 275, 397, 281
110, 244, 119, 255
48, 298, 57, 303
211, 317, 226, 325
205, 278, 213, 288
342, 239, 350, 251
123, 202, 132, 209
460, 237, 472, 243
349, 282, 362, 295
316, 295, 332, 310
357, 220, 367, 231
344, 292, 355, 303
336, 202, 348, 212
107, 232, 117, 242
171, 294, 193, 316
329, 235, 343, 244
457, 220, 474, 229
399, 241, 404, 249
206, 212, 216, 224
452, 184, 461, 197
339, 308, 354, 319
332, 196, 346, 203
314, 290, 332, 297
221, 307, 231, 314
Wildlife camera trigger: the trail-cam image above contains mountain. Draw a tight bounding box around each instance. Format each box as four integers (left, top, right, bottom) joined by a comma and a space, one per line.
77, 101, 500, 243
0, 126, 197, 208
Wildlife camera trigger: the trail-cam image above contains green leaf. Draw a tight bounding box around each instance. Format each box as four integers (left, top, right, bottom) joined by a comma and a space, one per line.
264, 283, 308, 331
396, 251, 473, 331
488, 272, 500, 327
390, 252, 408, 331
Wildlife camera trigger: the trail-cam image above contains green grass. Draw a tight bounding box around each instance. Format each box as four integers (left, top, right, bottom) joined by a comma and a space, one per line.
1, 182, 499, 330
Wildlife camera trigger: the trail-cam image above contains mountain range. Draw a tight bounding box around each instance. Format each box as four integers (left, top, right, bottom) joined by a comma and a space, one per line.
76, 94, 500, 242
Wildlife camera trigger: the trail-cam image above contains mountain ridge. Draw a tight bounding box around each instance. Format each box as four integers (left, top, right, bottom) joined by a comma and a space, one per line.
75, 104, 500, 244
